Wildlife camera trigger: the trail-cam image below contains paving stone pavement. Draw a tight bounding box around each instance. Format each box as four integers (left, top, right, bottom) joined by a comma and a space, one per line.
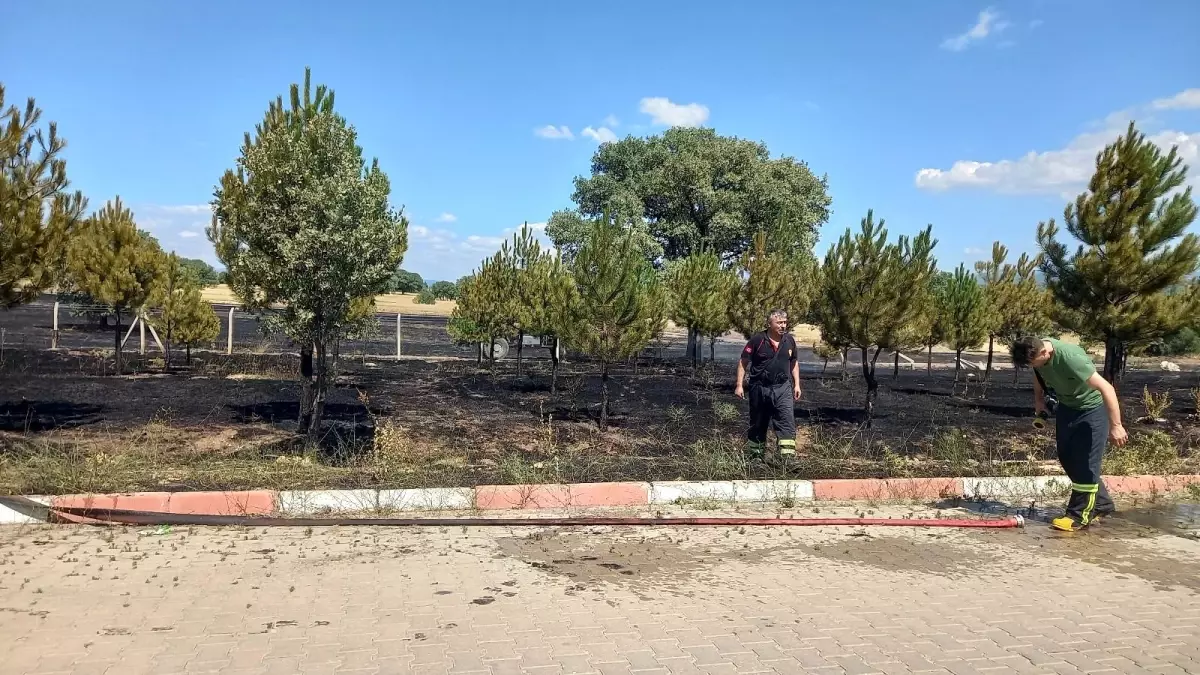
1, 504, 1199, 674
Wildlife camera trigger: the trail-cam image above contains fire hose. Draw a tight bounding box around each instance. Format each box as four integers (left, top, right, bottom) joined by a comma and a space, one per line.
0, 496, 1025, 529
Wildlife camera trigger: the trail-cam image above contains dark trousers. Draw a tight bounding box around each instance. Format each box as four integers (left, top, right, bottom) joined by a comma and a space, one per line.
1056, 404, 1116, 523
747, 382, 796, 454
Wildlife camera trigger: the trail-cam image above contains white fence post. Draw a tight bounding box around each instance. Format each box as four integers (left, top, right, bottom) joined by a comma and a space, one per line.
396, 314, 402, 359
226, 308, 235, 355
139, 312, 146, 355
51, 301, 60, 349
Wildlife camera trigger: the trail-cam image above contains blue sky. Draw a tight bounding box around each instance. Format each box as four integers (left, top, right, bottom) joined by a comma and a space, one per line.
4, 0, 1198, 281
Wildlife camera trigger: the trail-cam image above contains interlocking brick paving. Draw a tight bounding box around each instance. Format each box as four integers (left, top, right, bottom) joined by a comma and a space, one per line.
1, 504, 1198, 674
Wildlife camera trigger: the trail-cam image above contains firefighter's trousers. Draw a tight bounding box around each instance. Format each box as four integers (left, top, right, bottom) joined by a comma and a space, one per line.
747, 382, 796, 456
1056, 403, 1116, 524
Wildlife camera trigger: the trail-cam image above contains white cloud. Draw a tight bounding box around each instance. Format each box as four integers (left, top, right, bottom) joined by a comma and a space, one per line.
915, 89, 1200, 194
434, 212, 457, 223
1151, 89, 1200, 111
964, 247, 986, 256
582, 126, 618, 143
534, 125, 574, 140
603, 114, 620, 128
404, 220, 554, 279
131, 204, 220, 265
639, 97, 710, 127
941, 8, 1007, 51
1029, 19, 1044, 29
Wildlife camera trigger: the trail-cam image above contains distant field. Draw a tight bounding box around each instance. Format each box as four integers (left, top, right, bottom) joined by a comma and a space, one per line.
199, 285, 458, 317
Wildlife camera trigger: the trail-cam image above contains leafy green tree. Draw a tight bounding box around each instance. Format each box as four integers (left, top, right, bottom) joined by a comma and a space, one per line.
388, 268, 425, 293
178, 258, 220, 287
453, 250, 520, 370
974, 242, 1053, 380
547, 208, 662, 264
208, 69, 407, 437
548, 127, 832, 264
1038, 123, 1200, 384
566, 215, 667, 430
667, 251, 735, 366
817, 210, 937, 420
429, 280, 458, 300
447, 274, 488, 364
940, 264, 990, 382
728, 232, 812, 340
172, 288, 219, 365
1, 84, 87, 307
153, 254, 218, 367
918, 271, 953, 373
413, 288, 437, 305
67, 198, 166, 372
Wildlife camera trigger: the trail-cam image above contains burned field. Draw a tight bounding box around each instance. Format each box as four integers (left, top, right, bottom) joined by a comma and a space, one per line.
1, 344, 1198, 495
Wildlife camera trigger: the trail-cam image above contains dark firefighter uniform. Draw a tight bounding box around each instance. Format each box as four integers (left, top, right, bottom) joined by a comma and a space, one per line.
740, 332, 798, 457
1035, 338, 1115, 530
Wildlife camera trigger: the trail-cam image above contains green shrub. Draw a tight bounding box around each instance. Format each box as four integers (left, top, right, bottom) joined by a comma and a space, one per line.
413, 288, 437, 305
1104, 431, 1180, 476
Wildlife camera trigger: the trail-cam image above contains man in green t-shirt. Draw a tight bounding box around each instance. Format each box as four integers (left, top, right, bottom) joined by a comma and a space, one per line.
1010, 336, 1128, 532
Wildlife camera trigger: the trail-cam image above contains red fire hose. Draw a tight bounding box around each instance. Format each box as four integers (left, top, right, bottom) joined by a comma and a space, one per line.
0, 497, 1025, 529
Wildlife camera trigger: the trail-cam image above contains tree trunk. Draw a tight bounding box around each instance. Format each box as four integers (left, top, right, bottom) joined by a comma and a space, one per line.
954, 348, 963, 383
861, 347, 876, 424
476, 341, 483, 366
516, 332, 524, 378
1102, 338, 1126, 387
599, 362, 610, 432
821, 356, 829, 375
893, 351, 900, 380
113, 308, 123, 374
686, 327, 700, 366
550, 337, 561, 395
926, 344, 933, 374
308, 341, 328, 440
984, 335, 994, 382
840, 348, 848, 381
298, 343, 315, 432
185, 344, 191, 366
708, 337, 716, 364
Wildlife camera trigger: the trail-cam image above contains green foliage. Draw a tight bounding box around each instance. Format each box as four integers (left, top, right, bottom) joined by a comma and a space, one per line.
153, 254, 219, 365
1038, 123, 1200, 382
1146, 326, 1200, 356
67, 197, 166, 370
208, 68, 407, 436
727, 232, 811, 340
940, 264, 990, 380
413, 288, 437, 305
1103, 431, 1180, 476
566, 214, 667, 430
548, 127, 832, 264
816, 210, 937, 418
178, 258, 220, 287
388, 269, 425, 293
429, 280, 458, 300
667, 251, 735, 359
974, 242, 1053, 378
1, 83, 87, 307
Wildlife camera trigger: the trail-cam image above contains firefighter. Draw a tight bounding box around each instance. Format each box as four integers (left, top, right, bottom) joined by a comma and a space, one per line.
734, 309, 802, 459
1010, 336, 1128, 532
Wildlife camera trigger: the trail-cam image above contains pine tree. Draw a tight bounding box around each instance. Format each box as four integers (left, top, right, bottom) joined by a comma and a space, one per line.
566, 215, 667, 431
168, 276, 219, 366
974, 242, 1053, 381
507, 224, 551, 378
918, 271, 953, 374
940, 264, 990, 383
1038, 123, 1200, 383
817, 210, 937, 421
208, 69, 407, 437
728, 232, 811, 340
1, 84, 87, 307
461, 249, 520, 371
153, 254, 188, 369
67, 198, 165, 372
519, 245, 576, 392
667, 251, 735, 367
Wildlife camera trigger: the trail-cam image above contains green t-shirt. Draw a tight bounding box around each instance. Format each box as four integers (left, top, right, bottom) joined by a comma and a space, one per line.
1035, 338, 1102, 411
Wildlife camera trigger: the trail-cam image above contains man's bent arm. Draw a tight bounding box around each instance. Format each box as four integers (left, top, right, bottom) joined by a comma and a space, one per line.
735, 360, 747, 387
1085, 373, 1123, 428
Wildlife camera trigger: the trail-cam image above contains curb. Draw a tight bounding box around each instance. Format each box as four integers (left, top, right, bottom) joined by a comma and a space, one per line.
2, 475, 1198, 524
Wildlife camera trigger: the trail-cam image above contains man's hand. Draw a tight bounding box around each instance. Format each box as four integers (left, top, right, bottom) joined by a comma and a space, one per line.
1034, 401, 1048, 417
734, 385, 745, 400
1109, 423, 1128, 447
793, 385, 802, 401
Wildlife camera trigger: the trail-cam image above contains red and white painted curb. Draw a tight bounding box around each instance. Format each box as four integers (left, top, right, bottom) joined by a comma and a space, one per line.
2, 475, 1198, 524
